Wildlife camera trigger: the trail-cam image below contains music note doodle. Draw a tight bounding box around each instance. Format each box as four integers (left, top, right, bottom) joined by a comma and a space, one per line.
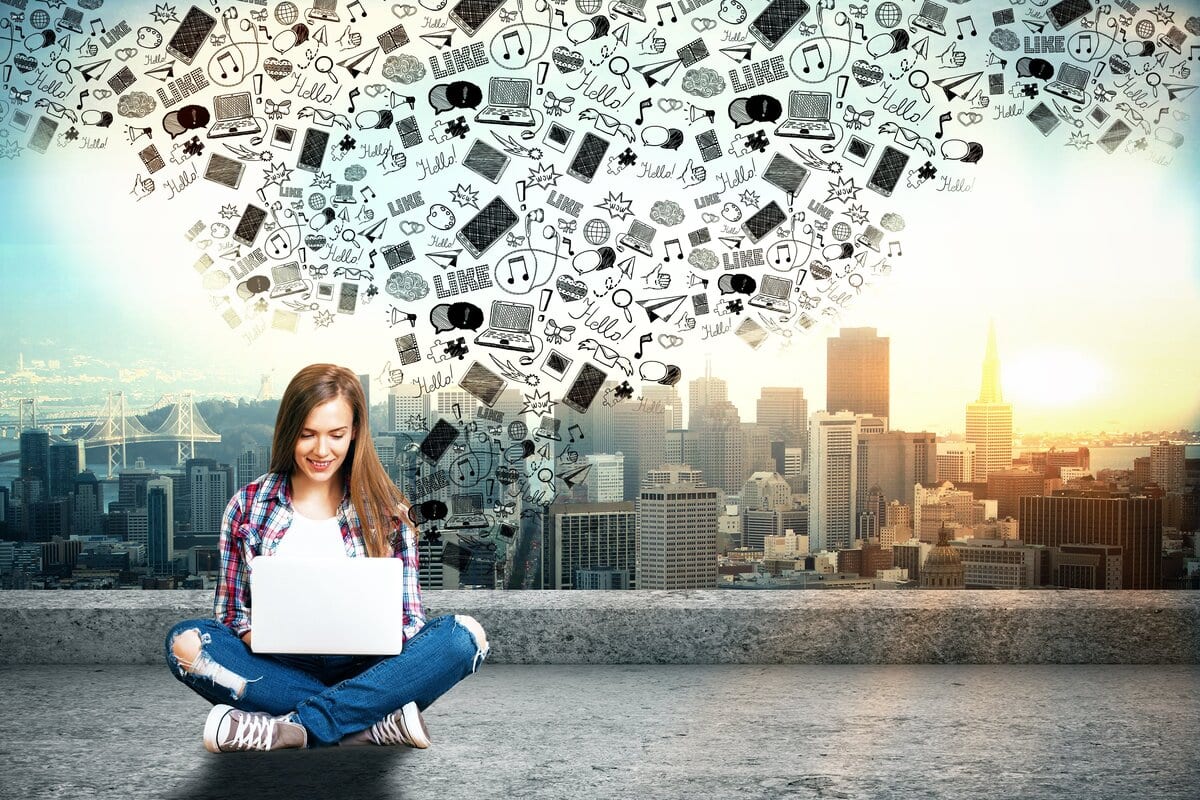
217, 51, 239, 80
347, 0, 367, 22
347, 86, 360, 113
506, 255, 530, 284
76, 88, 89, 110
800, 44, 824, 74
635, 98, 651, 125
633, 333, 652, 359
888, 241, 902, 257
360, 185, 376, 201
934, 111, 951, 139
554, 8, 566, 27
258, 24, 272, 41
854, 22, 867, 41
663, 239, 683, 261
1075, 33, 1093, 56
773, 243, 792, 266
455, 457, 475, 481
567, 423, 586, 442
955, 16, 976, 39
656, 2, 677, 26
561, 237, 575, 256
501, 30, 525, 60
367, 249, 379, 268
90, 19, 106, 36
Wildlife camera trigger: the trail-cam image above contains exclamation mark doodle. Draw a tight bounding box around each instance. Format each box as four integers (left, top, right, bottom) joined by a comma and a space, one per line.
537, 288, 551, 321
253, 74, 263, 102
1092, 62, 1106, 83
2, 65, 10, 87
452, 402, 462, 421
516, 180, 527, 211
486, 478, 495, 497
536, 61, 548, 95
835, 74, 848, 108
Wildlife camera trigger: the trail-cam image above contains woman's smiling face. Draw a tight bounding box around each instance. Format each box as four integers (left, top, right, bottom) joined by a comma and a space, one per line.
292, 396, 356, 487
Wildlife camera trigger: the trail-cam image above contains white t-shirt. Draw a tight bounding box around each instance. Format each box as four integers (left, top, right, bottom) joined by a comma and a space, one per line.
274, 510, 348, 559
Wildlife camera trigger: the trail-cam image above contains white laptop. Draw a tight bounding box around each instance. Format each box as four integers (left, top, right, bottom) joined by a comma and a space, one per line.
250, 557, 406, 655
774, 91, 835, 140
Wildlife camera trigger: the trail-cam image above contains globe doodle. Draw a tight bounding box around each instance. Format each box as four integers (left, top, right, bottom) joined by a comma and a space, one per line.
583, 218, 611, 245
575, 0, 602, 13
308, 192, 327, 211
875, 1, 902, 29
275, 1, 299, 25
1135, 19, 1155, 38
29, 9, 50, 28
832, 221, 852, 242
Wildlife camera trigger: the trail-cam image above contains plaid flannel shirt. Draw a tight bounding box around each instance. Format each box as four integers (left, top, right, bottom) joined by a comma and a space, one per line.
214, 472, 426, 642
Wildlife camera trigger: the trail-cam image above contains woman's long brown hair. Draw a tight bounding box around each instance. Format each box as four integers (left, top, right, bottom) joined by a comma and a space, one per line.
269, 363, 413, 557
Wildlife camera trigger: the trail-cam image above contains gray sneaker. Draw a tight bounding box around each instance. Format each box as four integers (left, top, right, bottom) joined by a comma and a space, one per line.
340, 701, 431, 749
203, 704, 308, 753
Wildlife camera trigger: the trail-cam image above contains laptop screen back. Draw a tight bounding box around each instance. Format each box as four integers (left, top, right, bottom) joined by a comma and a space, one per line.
1057, 64, 1089, 90
489, 78, 531, 108
627, 220, 656, 244
273, 263, 301, 283
920, 1, 947, 22
490, 301, 533, 332
453, 494, 484, 514
215, 93, 253, 121
789, 91, 830, 121
759, 275, 792, 298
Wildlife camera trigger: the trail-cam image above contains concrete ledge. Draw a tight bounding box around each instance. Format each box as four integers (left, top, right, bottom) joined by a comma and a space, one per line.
2, 590, 1198, 665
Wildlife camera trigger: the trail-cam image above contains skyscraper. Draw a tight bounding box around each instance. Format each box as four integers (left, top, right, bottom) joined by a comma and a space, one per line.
809, 411, 860, 552
1019, 490, 1163, 589
687, 370, 728, 428
546, 501, 637, 589
48, 440, 85, 498
584, 453, 625, 503
147, 478, 174, 576
387, 385, 430, 432
613, 402, 667, 500
685, 400, 746, 494
637, 465, 719, 589
857, 429, 937, 511
827, 328, 889, 423
936, 442, 976, 483
189, 463, 233, 535
757, 387, 808, 446
1150, 441, 1186, 492
19, 429, 50, 495
965, 321, 1013, 482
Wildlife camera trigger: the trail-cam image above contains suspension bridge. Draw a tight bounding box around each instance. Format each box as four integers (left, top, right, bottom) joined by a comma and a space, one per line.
0, 393, 221, 478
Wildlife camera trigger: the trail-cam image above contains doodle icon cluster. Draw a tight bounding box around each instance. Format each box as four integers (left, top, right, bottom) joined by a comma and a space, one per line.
1, 0, 1196, 517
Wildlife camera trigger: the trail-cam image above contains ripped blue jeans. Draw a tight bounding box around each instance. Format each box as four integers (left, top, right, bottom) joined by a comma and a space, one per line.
165, 615, 490, 747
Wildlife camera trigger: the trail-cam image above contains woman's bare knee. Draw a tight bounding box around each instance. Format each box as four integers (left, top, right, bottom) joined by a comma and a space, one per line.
171, 629, 203, 672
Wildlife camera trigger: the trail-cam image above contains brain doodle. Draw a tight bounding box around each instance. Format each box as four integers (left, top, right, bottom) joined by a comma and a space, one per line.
0, 0, 1195, 530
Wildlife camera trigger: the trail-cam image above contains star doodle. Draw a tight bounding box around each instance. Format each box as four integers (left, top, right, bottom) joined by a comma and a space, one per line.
219, 204, 240, 219
825, 176, 860, 204
449, 183, 479, 209
845, 204, 869, 224
313, 310, 334, 328
151, 3, 180, 23
597, 191, 633, 221
1150, 3, 1174, 25
1066, 131, 1092, 151
0, 140, 22, 159
526, 161, 561, 190
262, 160, 293, 188
739, 189, 760, 207
312, 171, 334, 190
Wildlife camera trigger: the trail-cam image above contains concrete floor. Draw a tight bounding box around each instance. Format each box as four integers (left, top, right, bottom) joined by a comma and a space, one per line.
0, 664, 1197, 800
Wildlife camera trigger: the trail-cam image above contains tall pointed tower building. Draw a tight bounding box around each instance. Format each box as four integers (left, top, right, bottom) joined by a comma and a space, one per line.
964, 321, 1013, 482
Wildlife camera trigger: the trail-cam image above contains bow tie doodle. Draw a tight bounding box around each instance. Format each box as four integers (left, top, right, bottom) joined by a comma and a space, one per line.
543, 91, 574, 117
543, 319, 575, 344
842, 106, 874, 130
264, 99, 292, 120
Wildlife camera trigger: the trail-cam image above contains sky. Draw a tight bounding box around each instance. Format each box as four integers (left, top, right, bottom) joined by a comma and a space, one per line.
1, 0, 1198, 436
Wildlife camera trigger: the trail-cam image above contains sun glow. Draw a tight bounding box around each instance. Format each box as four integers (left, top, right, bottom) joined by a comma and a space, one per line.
1003, 349, 1111, 409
